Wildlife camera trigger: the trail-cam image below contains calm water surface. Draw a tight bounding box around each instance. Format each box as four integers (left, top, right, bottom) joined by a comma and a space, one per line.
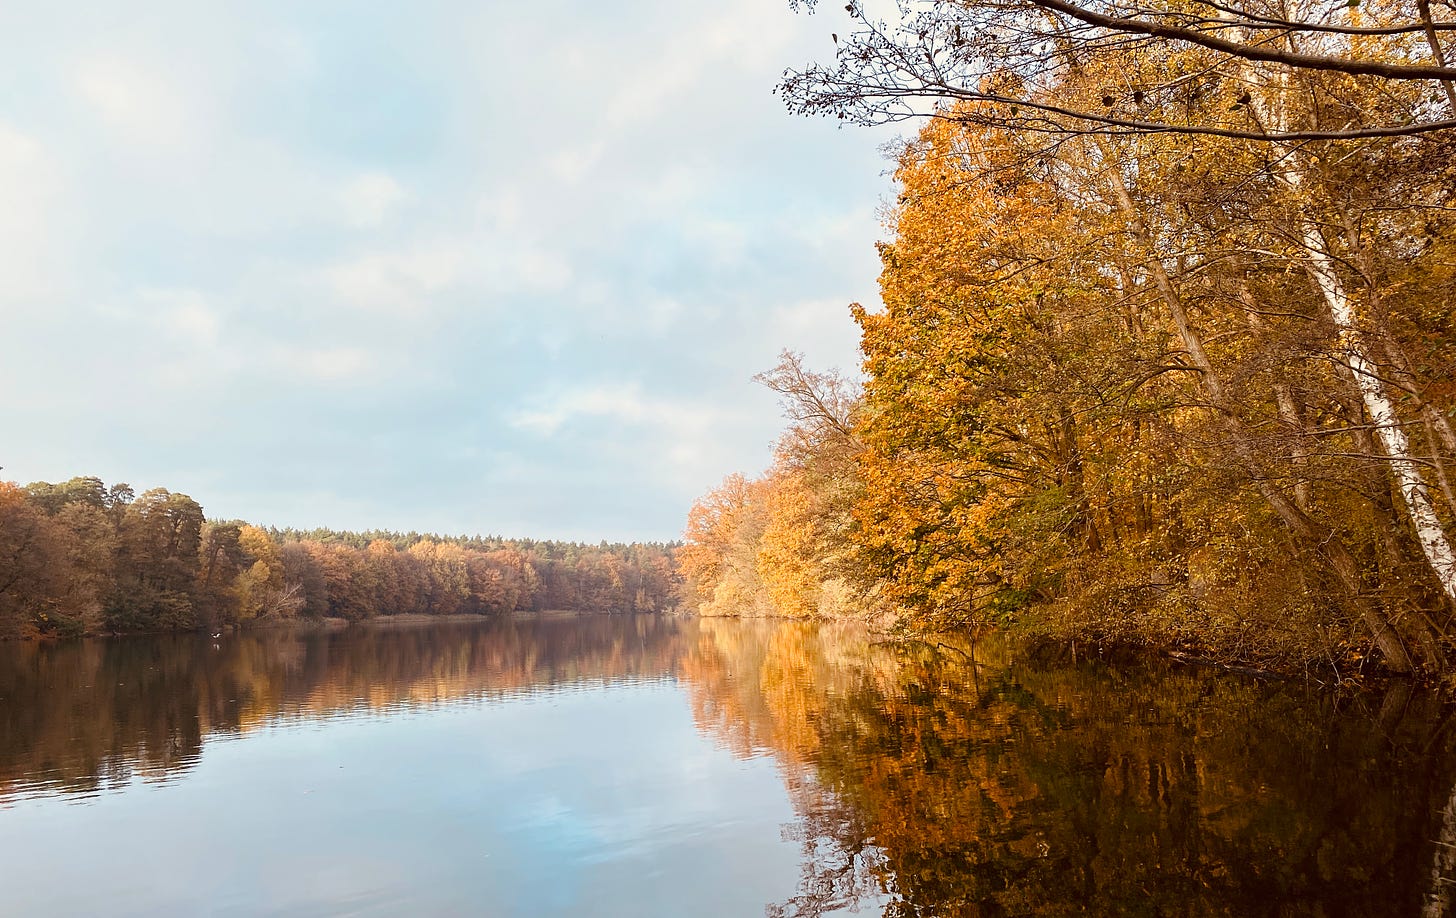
0, 615, 1452, 916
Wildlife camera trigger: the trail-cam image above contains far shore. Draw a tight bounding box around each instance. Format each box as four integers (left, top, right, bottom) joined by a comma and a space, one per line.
2, 608, 667, 642
234, 608, 651, 633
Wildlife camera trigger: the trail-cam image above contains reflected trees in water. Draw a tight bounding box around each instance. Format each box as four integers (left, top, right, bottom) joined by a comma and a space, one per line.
1, 617, 1452, 916
684, 622, 1456, 917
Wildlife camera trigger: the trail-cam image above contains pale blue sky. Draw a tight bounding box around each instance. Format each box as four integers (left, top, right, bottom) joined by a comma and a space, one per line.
0, 0, 894, 542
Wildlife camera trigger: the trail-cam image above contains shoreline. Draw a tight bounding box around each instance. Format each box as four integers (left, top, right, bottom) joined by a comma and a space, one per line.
4, 608, 661, 642
6, 610, 1428, 688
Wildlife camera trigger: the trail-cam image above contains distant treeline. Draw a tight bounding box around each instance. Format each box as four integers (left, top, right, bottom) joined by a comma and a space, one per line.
0, 476, 678, 638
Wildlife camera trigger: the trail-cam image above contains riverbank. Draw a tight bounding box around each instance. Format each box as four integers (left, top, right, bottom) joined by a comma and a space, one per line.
5, 607, 657, 642
688, 607, 1455, 687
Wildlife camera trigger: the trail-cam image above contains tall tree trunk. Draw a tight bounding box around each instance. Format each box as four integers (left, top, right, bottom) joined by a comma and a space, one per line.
1237, 282, 1313, 511
1057, 406, 1102, 553
1096, 145, 1418, 672
1250, 64, 1456, 611
1283, 176, 1456, 607
1337, 213, 1456, 521
1372, 334, 1456, 520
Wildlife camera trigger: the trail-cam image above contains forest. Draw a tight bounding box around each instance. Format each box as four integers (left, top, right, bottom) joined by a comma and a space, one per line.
679, 0, 1456, 675
0, 476, 677, 639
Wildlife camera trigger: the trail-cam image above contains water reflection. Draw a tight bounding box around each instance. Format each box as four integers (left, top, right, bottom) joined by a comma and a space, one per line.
0, 614, 687, 802
681, 621, 1456, 918
0, 616, 1452, 916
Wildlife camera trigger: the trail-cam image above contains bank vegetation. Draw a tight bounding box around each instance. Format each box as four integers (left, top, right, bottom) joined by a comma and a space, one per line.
0, 476, 676, 638
679, 0, 1456, 676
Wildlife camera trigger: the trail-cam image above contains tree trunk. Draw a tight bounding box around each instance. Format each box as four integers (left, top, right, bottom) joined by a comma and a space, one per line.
1096, 145, 1419, 671
1287, 186, 1456, 607
1249, 62, 1456, 612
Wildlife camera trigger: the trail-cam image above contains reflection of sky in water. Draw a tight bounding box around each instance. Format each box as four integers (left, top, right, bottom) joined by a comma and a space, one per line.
10, 619, 1444, 916
0, 681, 806, 917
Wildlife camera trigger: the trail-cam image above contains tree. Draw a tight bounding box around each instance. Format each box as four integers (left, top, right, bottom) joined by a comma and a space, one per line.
0, 483, 70, 637
51, 501, 117, 632
24, 476, 108, 515
280, 541, 329, 618
678, 474, 774, 615
767, 0, 1456, 671
781, 0, 1456, 140
232, 525, 302, 620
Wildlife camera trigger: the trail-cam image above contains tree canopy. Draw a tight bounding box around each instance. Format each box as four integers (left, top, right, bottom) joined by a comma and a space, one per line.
681, 4, 1456, 676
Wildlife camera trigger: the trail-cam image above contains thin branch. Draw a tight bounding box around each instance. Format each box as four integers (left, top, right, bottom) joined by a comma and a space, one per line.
1026, 0, 1456, 80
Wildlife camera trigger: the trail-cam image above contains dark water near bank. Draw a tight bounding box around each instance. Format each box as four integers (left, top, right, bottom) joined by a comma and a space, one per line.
0, 616, 1452, 916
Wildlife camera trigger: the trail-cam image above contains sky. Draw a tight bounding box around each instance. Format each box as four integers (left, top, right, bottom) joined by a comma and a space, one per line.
0, 0, 897, 543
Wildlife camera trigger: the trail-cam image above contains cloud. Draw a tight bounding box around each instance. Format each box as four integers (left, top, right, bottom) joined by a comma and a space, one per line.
547, 142, 604, 185
768, 298, 865, 375
602, 6, 797, 131
503, 379, 773, 514
294, 346, 374, 382
322, 244, 469, 313
72, 54, 196, 152
144, 288, 224, 346
0, 0, 894, 541
338, 172, 411, 228
0, 123, 69, 301
510, 383, 675, 436
318, 233, 574, 317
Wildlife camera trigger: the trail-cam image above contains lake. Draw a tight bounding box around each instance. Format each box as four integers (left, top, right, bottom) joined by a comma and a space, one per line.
0, 615, 1452, 916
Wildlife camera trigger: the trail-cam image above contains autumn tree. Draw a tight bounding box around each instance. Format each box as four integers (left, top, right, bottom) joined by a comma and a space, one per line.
735, 0, 1456, 672
0, 483, 71, 637
678, 474, 774, 616
1, 476, 677, 634
232, 525, 303, 620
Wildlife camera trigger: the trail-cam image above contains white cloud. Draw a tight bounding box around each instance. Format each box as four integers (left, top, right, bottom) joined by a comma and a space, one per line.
160, 292, 224, 346
642, 296, 684, 333
477, 186, 525, 230
547, 142, 604, 184
0, 0, 893, 540
339, 172, 410, 228
505, 244, 574, 293
319, 233, 573, 315
602, 6, 795, 131
72, 54, 196, 152
508, 382, 725, 452
0, 123, 68, 302
294, 346, 373, 382
510, 383, 661, 436
322, 244, 468, 313
768, 297, 864, 375
508, 381, 763, 496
